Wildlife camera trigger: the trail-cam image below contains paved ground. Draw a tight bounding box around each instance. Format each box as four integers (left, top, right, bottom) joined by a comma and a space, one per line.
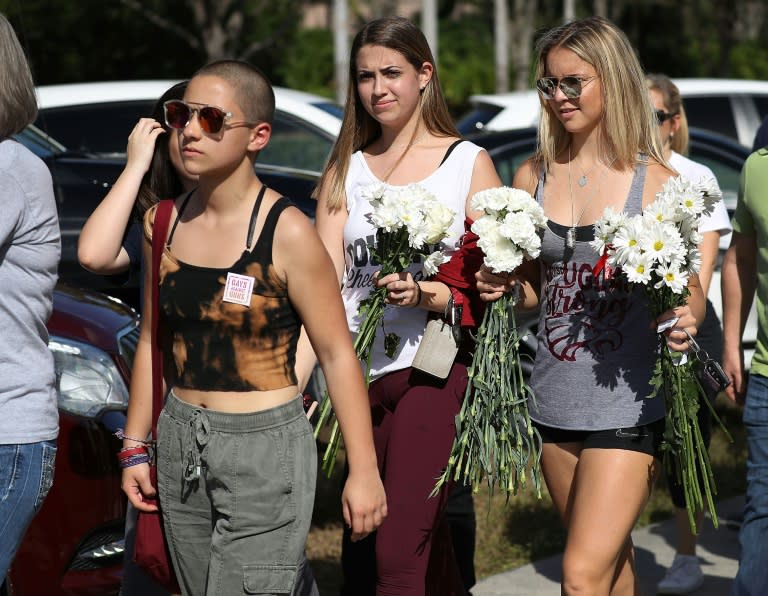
472, 495, 744, 595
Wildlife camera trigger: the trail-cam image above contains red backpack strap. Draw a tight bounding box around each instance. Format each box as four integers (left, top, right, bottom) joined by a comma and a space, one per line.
150, 199, 174, 439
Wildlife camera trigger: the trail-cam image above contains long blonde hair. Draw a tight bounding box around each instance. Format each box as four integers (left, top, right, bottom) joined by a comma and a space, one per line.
646, 73, 689, 155
315, 16, 458, 210
533, 16, 666, 173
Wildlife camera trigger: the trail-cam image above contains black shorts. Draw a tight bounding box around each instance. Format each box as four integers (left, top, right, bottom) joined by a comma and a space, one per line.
533, 418, 665, 458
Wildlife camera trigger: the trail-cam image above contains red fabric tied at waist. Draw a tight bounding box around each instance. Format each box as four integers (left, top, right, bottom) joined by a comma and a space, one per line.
431, 218, 486, 328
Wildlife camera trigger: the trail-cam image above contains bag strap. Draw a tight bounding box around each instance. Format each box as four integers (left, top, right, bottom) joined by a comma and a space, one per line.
151, 199, 174, 439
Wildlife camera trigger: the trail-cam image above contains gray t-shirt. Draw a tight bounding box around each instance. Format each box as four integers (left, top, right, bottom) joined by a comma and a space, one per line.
529, 161, 664, 430
0, 139, 61, 444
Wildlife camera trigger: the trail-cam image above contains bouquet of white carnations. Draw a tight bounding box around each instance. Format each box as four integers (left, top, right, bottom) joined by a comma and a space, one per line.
434, 186, 547, 498
314, 183, 455, 476
590, 175, 729, 531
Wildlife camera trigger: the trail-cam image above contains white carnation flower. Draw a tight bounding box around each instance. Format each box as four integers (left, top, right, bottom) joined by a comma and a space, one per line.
471, 187, 510, 214
423, 203, 455, 244
477, 227, 524, 273
422, 250, 447, 277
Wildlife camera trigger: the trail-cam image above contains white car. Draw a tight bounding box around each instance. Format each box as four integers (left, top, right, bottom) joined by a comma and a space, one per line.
457, 78, 768, 148
35, 80, 342, 173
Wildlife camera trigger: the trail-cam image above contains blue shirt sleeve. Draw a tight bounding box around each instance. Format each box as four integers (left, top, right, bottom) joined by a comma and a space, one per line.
122, 222, 142, 268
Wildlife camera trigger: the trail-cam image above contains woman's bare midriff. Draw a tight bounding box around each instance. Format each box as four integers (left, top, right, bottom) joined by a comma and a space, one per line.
173, 385, 299, 413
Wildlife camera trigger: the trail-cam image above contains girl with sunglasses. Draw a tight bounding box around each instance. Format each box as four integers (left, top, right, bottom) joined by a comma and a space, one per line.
646, 73, 731, 595
119, 60, 386, 596
478, 16, 705, 595
315, 16, 501, 596
78, 82, 195, 309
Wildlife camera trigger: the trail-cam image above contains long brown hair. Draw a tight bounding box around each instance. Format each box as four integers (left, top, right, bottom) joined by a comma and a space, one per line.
532, 16, 666, 173
316, 16, 458, 210
133, 81, 188, 220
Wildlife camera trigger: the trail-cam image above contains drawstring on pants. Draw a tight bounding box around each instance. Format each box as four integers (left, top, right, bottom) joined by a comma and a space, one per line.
183, 409, 210, 483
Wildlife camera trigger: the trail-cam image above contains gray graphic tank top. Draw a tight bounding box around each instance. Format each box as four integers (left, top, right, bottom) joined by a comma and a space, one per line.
529, 160, 664, 430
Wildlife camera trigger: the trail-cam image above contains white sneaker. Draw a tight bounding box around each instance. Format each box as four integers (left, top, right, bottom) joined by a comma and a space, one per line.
657, 554, 704, 594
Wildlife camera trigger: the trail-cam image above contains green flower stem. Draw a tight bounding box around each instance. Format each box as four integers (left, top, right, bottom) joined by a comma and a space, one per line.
647, 286, 729, 533
313, 226, 427, 477
433, 293, 543, 501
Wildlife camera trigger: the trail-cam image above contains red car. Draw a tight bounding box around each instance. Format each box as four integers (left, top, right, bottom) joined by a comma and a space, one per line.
2, 283, 138, 596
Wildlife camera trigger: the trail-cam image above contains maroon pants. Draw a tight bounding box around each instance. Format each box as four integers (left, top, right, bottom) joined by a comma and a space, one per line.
341, 363, 468, 596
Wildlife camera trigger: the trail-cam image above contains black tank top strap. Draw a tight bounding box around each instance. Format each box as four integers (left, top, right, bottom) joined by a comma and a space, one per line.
166, 190, 196, 248
251, 197, 293, 258
440, 139, 465, 166
245, 185, 267, 250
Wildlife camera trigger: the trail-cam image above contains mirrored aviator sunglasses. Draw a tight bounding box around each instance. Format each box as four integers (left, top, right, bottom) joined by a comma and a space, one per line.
536, 76, 597, 100
163, 99, 231, 134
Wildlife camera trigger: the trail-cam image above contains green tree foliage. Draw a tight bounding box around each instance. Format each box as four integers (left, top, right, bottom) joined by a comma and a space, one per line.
275, 28, 335, 97
438, 15, 495, 115
1, 0, 766, 96
1, 0, 304, 84
731, 41, 768, 80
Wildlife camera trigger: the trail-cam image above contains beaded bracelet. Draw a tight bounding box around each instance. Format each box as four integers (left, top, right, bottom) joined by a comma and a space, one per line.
117, 453, 150, 468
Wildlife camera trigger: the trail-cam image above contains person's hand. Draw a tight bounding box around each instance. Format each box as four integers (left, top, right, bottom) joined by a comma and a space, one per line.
341, 466, 387, 542
121, 464, 159, 512
125, 118, 165, 175
476, 266, 515, 302
377, 271, 421, 307
722, 348, 747, 406
654, 305, 697, 353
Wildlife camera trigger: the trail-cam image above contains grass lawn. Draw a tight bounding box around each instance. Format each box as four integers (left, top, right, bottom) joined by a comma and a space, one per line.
306, 397, 747, 593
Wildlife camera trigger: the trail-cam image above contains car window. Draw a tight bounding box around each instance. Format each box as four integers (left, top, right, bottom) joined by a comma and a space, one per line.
688, 135, 747, 213
35, 101, 153, 156
683, 97, 738, 141
456, 105, 504, 135
260, 111, 333, 173
753, 97, 768, 126
689, 154, 740, 211
36, 102, 333, 172
312, 101, 344, 120
484, 139, 537, 185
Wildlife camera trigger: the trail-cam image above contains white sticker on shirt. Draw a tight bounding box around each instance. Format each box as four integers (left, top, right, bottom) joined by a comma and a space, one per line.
223, 272, 254, 306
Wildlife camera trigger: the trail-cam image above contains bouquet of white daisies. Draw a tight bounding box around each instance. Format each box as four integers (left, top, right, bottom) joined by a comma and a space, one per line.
314, 183, 455, 476
434, 186, 547, 499
590, 175, 728, 530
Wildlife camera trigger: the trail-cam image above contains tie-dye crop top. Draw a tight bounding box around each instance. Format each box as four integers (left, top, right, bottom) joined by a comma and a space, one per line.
144, 188, 301, 392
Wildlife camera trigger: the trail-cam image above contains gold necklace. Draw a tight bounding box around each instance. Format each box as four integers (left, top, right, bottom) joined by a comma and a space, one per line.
566, 146, 615, 248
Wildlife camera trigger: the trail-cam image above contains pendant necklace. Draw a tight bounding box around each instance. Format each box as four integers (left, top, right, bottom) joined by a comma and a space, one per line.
566, 146, 615, 248
574, 153, 601, 187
